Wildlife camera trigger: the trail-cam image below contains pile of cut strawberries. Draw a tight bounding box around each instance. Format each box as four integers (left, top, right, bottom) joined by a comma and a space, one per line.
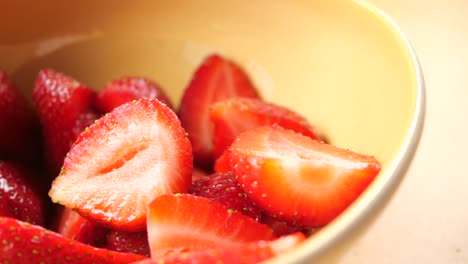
0, 54, 381, 263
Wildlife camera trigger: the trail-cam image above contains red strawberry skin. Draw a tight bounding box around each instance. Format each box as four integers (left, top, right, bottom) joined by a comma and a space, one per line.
190, 172, 262, 221
0, 70, 42, 167
52, 206, 108, 247
0, 217, 145, 263
133, 232, 305, 264
96, 76, 173, 114
210, 97, 322, 158
260, 213, 304, 237
230, 126, 381, 227
33, 69, 99, 175
147, 194, 275, 257
178, 54, 260, 169
49, 98, 193, 231
106, 230, 150, 257
191, 167, 209, 183
0, 161, 45, 225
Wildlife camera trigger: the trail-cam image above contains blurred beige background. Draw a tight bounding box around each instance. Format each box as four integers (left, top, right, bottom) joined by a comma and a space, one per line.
341, 1, 468, 263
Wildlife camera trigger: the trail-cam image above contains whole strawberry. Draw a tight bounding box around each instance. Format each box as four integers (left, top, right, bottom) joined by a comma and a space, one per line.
33, 69, 99, 176
0, 70, 42, 167
0, 161, 45, 225
96, 76, 173, 114
190, 172, 262, 221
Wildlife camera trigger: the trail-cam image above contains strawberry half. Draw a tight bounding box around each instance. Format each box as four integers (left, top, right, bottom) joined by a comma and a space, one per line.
190, 172, 262, 221
106, 230, 150, 257
96, 76, 173, 114
52, 207, 108, 246
0, 70, 42, 168
229, 126, 381, 227
0, 217, 145, 263
0, 161, 45, 225
48, 98, 193, 231
178, 54, 260, 169
210, 97, 322, 158
134, 232, 305, 264
147, 193, 275, 257
33, 69, 99, 176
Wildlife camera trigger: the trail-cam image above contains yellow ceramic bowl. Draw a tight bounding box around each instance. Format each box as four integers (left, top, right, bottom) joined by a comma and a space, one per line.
0, 0, 424, 263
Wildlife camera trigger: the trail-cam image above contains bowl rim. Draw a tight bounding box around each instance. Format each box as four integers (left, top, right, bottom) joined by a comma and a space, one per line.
266, 1, 426, 263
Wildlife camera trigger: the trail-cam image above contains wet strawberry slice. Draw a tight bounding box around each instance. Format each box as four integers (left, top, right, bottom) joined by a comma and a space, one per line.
178, 54, 260, 169
133, 232, 305, 264
230, 125, 381, 227
210, 97, 322, 158
147, 193, 275, 257
49, 98, 193, 231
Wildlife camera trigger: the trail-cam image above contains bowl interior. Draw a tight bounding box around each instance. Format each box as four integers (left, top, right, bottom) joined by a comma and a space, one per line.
0, 0, 421, 262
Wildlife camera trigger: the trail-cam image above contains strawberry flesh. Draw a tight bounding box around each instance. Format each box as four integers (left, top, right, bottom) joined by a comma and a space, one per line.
230, 126, 381, 227
210, 97, 322, 158
96, 76, 173, 114
147, 193, 275, 257
190, 172, 262, 221
48, 98, 193, 231
0, 216, 145, 263
178, 54, 260, 169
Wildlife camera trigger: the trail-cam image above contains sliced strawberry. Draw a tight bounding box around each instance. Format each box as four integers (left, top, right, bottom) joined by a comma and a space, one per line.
52, 207, 108, 246
33, 69, 99, 176
0, 217, 145, 263
133, 232, 305, 264
106, 230, 150, 257
49, 98, 193, 231
210, 97, 322, 158
0, 161, 45, 225
147, 193, 275, 257
96, 76, 173, 114
0, 70, 43, 168
229, 126, 381, 227
178, 54, 260, 169
213, 149, 231, 173
190, 172, 262, 221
